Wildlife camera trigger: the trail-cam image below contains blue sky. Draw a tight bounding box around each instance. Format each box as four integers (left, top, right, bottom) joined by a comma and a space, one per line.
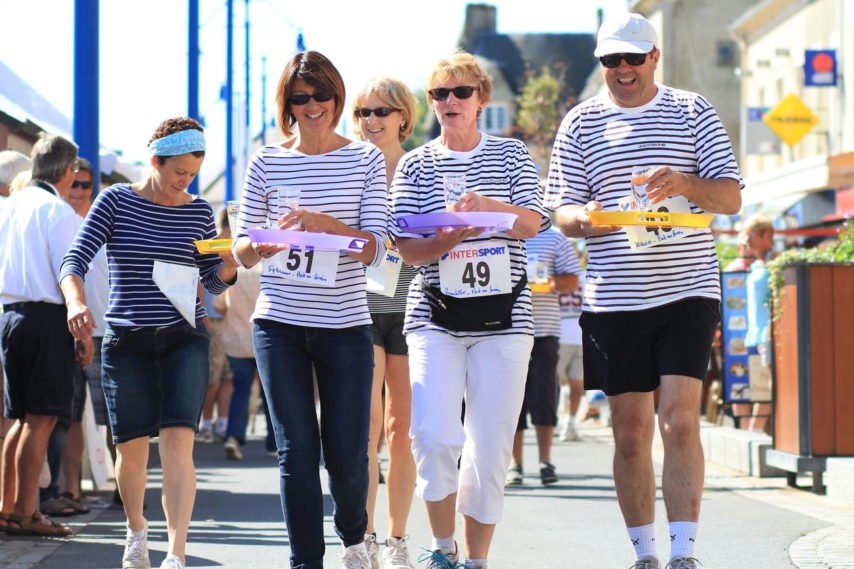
0, 0, 629, 180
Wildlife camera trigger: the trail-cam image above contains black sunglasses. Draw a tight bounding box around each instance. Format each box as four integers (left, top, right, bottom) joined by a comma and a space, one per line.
355, 107, 398, 119
287, 91, 335, 106
72, 180, 93, 189
427, 86, 478, 101
599, 52, 649, 69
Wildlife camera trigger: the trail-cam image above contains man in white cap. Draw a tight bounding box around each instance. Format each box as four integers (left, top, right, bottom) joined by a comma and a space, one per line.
545, 12, 743, 569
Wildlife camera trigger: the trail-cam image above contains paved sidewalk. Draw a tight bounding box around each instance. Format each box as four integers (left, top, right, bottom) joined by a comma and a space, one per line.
2, 416, 854, 567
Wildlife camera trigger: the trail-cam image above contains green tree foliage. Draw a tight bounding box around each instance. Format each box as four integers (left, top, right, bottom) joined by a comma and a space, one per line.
403, 89, 430, 152
514, 67, 562, 176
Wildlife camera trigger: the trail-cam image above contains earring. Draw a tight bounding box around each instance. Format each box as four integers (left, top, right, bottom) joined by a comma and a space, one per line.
400, 122, 406, 130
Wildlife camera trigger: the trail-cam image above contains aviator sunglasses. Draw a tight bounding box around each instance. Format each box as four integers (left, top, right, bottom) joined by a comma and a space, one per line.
355, 107, 398, 118
287, 91, 335, 106
72, 180, 93, 189
427, 86, 478, 101
599, 52, 649, 69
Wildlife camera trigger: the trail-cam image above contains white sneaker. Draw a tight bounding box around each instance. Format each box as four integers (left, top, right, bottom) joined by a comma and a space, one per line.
224, 436, 243, 460
122, 520, 150, 569
560, 422, 582, 442
665, 557, 700, 569
341, 542, 372, 569
364, 534, 379, 569
630, 557, 660, 569
196, 423, 214, 443
382, 536, 414, 569
159, 555, 185, 569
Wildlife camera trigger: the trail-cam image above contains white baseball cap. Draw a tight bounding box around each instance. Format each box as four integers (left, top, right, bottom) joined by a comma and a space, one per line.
594, 13, 657, 57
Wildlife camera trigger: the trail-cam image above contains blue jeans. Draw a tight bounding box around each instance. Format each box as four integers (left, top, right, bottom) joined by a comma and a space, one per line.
253, 319, 373, 569
225, 357, 256, 444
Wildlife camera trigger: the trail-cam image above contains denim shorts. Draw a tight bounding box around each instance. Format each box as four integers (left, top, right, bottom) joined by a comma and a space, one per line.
101, 324, 210, 444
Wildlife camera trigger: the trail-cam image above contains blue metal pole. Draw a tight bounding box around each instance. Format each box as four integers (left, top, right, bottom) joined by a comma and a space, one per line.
225, 0, 234, 202
188, 0, 200, 195
73, 0, 99, 194
261, 56, 267, 145
244, 0, 250, 171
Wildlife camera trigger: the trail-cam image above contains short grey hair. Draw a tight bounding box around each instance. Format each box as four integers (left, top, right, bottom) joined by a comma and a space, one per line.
31, 133, 78, 185
0, 150, 32, 187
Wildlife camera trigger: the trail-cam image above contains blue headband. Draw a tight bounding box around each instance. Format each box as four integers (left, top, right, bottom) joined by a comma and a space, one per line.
148, 129, 206, 156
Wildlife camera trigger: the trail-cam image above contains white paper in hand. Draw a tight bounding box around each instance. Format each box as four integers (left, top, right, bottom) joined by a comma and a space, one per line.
152, 260, 200, 327
366, 250, 403, 297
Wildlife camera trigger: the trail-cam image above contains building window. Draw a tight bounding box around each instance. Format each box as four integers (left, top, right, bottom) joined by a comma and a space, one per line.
479, 103, 509, 134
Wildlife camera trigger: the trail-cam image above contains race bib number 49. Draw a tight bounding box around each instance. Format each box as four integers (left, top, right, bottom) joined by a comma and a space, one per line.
438, 240, 512, 298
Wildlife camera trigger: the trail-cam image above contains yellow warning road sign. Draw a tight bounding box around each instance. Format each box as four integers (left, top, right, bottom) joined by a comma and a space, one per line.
763, 93, 819, 146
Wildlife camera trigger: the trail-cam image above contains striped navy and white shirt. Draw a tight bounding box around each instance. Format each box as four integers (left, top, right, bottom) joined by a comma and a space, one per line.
526, 227, 581, 338
545, 84, 743, 313
367, 262, 419, 314
235, 141, 387, 329
389, 133, 550, 337
60, 184, 229, 328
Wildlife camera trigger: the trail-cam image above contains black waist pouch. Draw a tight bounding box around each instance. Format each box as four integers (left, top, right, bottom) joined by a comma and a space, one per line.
422, 275, 528, 332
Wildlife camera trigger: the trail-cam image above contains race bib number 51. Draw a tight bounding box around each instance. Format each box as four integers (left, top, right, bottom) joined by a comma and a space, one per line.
438, 240, 512, 298
264, 247, 339, 286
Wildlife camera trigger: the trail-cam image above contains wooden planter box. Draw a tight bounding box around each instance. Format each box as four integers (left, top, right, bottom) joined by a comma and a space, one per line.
772, 263, 854, 458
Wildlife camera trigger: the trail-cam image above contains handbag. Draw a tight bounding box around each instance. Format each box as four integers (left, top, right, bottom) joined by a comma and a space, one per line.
422, 274, 528, 332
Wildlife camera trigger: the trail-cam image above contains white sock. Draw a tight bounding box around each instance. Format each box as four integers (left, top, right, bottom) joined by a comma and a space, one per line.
431, 536, 455, 555
215, 417, 227, 430
127, 519, 147, 538
200, 419, 212, 428
628, 523, 658, 561
568, 415, 576, 426
669, 521, 698, 559
164, 553, 183, 564
465, 559, 487, 569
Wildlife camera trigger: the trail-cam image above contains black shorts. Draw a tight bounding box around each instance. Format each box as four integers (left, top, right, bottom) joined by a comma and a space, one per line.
1, 302, 76, 419
517, 335, 560, 429
580, 297, 720, 396
370, 312, 408, 356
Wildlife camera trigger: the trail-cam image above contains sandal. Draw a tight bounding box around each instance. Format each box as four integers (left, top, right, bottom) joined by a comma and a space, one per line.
59, 492, 90, 514
5, 511, 73, 537
39, 497, 76, 517
0, 511, 9, 530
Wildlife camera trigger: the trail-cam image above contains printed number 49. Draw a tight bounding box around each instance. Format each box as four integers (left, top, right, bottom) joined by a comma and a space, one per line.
462, 261, 490, 288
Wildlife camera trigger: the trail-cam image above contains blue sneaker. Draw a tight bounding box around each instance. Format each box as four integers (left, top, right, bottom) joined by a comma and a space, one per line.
417, 548, 461, 569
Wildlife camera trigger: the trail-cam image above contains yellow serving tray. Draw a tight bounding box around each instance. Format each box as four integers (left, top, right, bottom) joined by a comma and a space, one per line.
195, 238, 233, 253
589, 211, 713, 228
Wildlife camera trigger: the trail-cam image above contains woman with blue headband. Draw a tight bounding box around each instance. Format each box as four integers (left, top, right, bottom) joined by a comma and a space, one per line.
60, 117, 238, 569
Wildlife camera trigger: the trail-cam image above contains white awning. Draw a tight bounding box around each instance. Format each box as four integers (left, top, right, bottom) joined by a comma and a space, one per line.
741, 155, 828, 208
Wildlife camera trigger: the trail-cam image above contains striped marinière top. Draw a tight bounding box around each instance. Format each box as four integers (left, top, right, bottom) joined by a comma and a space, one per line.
389, 133, 550, 338
545, 84, 743, 313
234, 140, 387, 329
367, 262, 419, 314
60, 184, 229, 328
526, 227, 581, 338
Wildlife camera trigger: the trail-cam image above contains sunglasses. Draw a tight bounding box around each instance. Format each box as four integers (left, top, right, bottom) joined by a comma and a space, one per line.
599, 52, 649, 69
427, 86, 478, 101
355, 107, 398, 119
72, 180, 93, 190
287, 91, 335, 106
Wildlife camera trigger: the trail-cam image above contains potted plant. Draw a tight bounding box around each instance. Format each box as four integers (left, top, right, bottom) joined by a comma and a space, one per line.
767, 223, 854, 474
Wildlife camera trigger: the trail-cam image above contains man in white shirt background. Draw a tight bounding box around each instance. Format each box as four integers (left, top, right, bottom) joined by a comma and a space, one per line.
0, 133, 92, 536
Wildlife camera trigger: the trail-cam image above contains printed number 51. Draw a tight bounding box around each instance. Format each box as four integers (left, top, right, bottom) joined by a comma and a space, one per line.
286, 249, 315, 273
